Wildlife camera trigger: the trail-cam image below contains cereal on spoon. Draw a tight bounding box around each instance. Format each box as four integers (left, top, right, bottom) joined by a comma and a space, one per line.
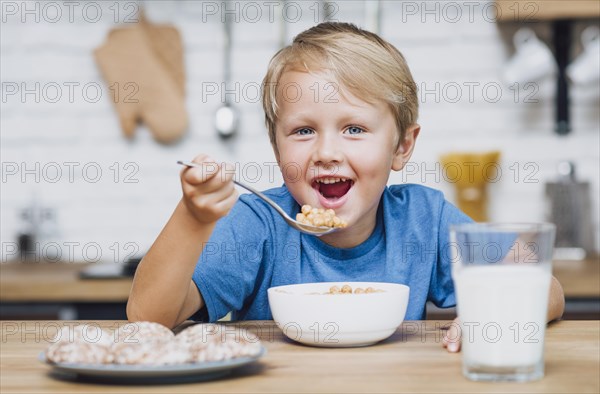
295, 205, 347, 228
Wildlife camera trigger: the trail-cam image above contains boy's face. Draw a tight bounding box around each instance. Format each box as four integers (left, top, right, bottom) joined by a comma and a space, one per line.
274, 70, 419, 246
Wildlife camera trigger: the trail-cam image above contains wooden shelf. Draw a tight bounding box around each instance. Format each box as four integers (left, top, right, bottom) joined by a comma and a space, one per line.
496, 1, 600, 134
496, 1, 600, 22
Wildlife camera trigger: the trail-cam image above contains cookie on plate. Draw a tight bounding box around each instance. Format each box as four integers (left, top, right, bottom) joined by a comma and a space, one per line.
111, 337, 191, 365
176, 323, 262, 362
106, 321, 180, 364
46, 324, 112, 364
111, 321, 175, 344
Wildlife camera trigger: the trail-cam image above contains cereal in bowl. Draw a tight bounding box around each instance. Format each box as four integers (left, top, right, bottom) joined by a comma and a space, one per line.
312, 284, 386, 295
296, 205, 347, 228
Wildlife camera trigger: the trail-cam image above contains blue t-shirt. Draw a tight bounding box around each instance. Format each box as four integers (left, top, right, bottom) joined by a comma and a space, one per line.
191, 184, 472, 322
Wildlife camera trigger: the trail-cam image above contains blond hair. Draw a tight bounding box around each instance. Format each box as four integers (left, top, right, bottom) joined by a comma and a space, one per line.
262, 22, 418, 150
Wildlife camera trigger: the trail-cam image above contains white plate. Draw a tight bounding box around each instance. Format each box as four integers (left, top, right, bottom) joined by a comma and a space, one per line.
39, 347, 266, 383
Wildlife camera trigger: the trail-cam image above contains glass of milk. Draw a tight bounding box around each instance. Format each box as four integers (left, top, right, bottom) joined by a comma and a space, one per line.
450, 223, 555, 382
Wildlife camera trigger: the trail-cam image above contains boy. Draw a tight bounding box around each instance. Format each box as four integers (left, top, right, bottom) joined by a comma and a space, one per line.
127, 22, 564, 352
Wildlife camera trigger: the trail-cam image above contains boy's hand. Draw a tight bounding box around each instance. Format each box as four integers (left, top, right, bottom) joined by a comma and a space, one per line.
442, 317, 461, 353
180, 154, 238, 224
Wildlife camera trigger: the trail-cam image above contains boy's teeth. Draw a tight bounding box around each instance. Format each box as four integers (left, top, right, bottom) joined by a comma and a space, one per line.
318, 178, 342, 184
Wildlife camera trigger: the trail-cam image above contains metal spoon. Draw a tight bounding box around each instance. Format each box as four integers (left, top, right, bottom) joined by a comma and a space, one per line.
177, 161, 339, 236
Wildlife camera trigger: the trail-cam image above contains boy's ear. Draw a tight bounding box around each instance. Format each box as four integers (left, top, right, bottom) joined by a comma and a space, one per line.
392, 124, 420, 171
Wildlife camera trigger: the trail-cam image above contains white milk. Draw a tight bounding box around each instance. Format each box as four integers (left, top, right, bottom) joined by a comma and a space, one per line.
454, 265, 551, 368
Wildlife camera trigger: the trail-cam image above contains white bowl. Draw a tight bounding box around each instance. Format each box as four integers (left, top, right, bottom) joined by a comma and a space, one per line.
267, 282, 410, 347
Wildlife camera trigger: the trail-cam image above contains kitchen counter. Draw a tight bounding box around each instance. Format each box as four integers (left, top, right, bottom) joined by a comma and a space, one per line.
1, 320, 598, 393
552, 258, 600, 298
1, 259, 598, 302
0, 262, 132, 320
1, 259, 598, 320
0, 262, 131, 302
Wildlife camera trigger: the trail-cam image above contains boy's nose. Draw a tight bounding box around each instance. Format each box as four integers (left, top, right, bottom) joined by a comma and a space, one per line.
311, 134, 344, 166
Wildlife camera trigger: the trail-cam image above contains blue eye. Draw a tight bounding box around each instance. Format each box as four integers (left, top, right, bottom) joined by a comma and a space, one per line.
294, 128, 314, 136
345, 126, 365, 135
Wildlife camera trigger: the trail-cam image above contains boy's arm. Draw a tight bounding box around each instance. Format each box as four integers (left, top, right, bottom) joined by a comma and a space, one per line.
547, 275, 565, 322
127, 157, 238, 329
126, 200, 209, 329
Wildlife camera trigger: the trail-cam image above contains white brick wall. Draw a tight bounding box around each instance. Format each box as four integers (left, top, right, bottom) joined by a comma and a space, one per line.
1, 0, 599, 262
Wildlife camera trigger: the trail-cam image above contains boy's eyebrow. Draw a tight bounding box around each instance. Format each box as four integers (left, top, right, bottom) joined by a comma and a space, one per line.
279, 112, 313, 125
278, 102, 383, 128
279, 115, 377, 130
283, 105, 376, 121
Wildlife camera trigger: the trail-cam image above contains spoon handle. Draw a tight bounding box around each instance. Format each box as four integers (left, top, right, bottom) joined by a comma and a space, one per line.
176, 160, 292, 221
231, 180, 291, 219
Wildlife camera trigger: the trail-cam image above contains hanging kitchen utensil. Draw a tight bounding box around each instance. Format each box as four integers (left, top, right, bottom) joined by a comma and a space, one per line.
545, 161, 595, 260
215, 1, 239, 139
364, 0, 381, 34
278, 0, 287, 49
321, 0, 332, 22
94, 7, 188, 144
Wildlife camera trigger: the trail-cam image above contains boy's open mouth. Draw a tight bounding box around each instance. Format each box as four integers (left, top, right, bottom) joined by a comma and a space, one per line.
313, 178, 354, 200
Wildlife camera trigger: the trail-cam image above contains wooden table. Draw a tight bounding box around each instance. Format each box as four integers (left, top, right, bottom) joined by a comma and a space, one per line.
1, 320, 598, 393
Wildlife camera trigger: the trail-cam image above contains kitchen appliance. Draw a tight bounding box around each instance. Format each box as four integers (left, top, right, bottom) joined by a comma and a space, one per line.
545, 161, 595, 259
16, 196, 59, 262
